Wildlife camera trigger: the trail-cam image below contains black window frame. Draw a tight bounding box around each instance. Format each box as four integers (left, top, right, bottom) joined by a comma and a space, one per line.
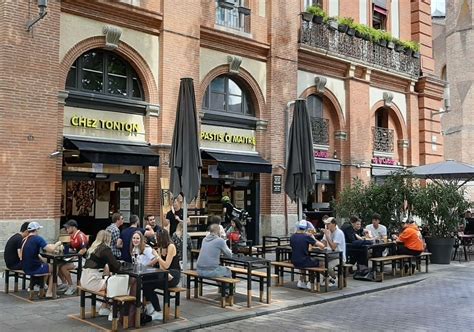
202, 75, 254, 116
66, 49, 144, 101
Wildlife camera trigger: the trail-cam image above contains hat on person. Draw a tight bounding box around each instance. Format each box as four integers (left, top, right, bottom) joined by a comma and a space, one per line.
27, 221, 43, 231
64, 219, 78, 228
297, 220, 309, 230
221, 196, 231, 203
324, 217, 336, 224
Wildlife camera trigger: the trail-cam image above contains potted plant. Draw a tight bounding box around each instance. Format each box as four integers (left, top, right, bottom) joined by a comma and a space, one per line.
369, 27, 383, 45
393, 38, 405, 52
301, 11, 314, 22
381, 31, 394, 49
338, 17, 355, 36
412, 182, 471, 264
408, 40, 421, 58
325, 16, 339, 31
354, 23, 370, 40
307, 5, 326, 24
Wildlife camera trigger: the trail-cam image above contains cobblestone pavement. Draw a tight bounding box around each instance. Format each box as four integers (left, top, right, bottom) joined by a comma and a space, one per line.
197, 265, 474, 332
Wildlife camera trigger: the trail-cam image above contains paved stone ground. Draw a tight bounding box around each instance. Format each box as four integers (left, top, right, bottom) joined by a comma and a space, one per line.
0, 261, 472, 331
197, 264, 474, 332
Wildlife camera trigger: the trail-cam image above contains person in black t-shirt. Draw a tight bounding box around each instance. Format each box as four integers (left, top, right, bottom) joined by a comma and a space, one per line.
165, 199, 183, 237
4, 222, 30, 270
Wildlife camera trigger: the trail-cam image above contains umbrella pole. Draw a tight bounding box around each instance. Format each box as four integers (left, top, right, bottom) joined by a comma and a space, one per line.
297, 198, 303, 221
182, 196, 188, 285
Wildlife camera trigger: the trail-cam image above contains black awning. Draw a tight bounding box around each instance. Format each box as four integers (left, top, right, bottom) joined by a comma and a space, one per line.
315, 158, 341, 172
202, 150, 272, 173
64, 138, 159, 167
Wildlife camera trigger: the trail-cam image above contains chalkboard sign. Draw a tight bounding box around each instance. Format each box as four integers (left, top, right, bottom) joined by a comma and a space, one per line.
272, 175, 282, 194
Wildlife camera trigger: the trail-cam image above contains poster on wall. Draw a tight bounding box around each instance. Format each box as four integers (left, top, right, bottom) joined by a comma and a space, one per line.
119, 187, 131, 223
66, 181, 95, 216
95, 182, 110, 219
234, 190, 245, 209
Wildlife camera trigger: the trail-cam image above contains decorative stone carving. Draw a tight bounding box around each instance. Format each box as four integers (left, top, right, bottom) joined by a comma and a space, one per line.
256, 119, 268, 131
314, 76, 327, 93
227, 55, 243, 74
58, 90, 69, 105
398, 139, 409, 149
383, 91, 394, 107
103, 25, 123, 50
335, 130, 348, 141
146, 104, 160, 117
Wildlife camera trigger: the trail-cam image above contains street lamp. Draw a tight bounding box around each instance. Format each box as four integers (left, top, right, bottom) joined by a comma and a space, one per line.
26, 0, 48, 32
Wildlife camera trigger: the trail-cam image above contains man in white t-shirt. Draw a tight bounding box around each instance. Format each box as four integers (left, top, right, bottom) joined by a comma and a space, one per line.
365, 213, 387, 242
320, 217, 346, 286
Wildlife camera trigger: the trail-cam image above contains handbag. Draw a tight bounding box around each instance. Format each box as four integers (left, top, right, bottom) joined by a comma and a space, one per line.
106, 274, 129, 297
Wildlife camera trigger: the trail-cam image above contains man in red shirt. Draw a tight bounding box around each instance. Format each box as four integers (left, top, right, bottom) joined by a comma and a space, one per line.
59, 219, 89, 295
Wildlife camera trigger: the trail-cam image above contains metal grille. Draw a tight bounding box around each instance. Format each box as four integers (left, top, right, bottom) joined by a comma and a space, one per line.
372, 126, 394, 153
300, 21, 421, 78
311, 117, 330, 145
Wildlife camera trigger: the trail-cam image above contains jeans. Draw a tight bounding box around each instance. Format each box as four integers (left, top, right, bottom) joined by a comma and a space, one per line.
142, 269, 180, 312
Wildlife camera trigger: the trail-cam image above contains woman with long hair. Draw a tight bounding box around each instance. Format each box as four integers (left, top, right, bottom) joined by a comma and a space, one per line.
80, 230, 121, 316
171, 222, 192, 263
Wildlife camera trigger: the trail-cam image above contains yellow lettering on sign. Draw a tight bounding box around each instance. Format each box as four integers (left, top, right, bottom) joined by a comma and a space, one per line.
200, 131, 256, 146
70, 116, 140, 133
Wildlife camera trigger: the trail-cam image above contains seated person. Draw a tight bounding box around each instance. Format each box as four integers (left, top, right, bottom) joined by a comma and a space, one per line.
80, 230, 121, 317
320, 217, 346, 286
120, 214, 146, 263
20, 222, 62, 298
4, 222, 30, 271
171, 221, 193, 263
294, 218, 316, 233
365, 213, 387, 243
206, 215, 226, 239
344, 216, 373, 270
144, 214, 161, 247
58, 219, 89, 295
393, 219, 424, 256
290, 220, 325, 289
225, 219, 247, 252
197, 222, 233, 278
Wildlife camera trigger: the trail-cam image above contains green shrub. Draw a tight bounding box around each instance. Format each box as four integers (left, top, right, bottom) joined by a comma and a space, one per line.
306, 5, 326, 18
338, 17, 355, 28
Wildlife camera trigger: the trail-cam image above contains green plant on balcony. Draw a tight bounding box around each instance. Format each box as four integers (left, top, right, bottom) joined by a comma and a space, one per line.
324, 16, 339, 30
338, 17, 355, 36
381, 31, 394, 49
392, 38, 405, 52
354, 23, 371, 40
307, 5, 326, 24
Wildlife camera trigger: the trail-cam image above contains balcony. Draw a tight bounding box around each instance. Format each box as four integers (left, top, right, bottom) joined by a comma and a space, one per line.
215, 3, 250, 33
300, 21, 421, 79
311, 117, 330, 146
372, 126, 394, 154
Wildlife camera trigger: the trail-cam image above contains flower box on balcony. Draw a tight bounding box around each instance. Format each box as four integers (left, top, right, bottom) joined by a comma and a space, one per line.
301, 12, 313, 22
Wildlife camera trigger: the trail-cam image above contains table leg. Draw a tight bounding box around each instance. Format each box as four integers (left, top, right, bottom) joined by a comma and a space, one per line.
77, 256, 83, 286
266, 263, 271, 304
52, 258, 58, 299
135, 277, 142, 328
338, 253, 343, 290
324, 256, 329, 292
163, 277, 169, 323
247, 264, 252, 308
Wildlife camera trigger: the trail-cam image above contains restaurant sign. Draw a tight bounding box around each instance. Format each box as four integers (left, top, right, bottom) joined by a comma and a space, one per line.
371, 156, 396, 165
200, 124, 256, 152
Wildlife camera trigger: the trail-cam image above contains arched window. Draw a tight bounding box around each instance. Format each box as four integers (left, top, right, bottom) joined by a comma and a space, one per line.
66, 49, 144, 100
202, 75, 253, 116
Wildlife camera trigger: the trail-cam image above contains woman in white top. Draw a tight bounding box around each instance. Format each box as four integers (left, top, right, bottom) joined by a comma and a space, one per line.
130, 231, 161, 320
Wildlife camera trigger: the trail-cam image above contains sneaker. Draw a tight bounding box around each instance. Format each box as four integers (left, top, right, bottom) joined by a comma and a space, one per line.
329, 277, 338, 286
145, 303, 155, 315
98, 307, 110, 316
57, 284, 69, 291
151, 311, 161, 321
64, 285, 77, 296
296, 280, 306, 289
306, 281, 312, 290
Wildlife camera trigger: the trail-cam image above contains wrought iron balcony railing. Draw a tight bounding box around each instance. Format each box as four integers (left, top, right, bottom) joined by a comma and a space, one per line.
311, 117, 330, 146
372, 126, 394, 153
216, 5, 250, 33
300, 21, 421, 79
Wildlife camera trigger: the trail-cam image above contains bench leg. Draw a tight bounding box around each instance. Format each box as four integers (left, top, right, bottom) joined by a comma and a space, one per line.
135, 305, 141, 329
309, 272, 315, 292
4, 270, 9, 294
186, 275, 191, 299
123, 302, 129, 329
91, 294, 97, 318
259, 276, 264, 302
80, 289, 86, 319
392, 260, 396, 276
175, 292, 181, 318
22, 274, 27, 290
14, 272, 19, 292
111, 300, 118, 332
425, 257, 429, 273
316, 273, 320, 292
220, 283, 226, 308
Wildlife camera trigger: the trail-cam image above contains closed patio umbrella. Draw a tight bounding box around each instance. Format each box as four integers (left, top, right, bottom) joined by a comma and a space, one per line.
285, 99, 316, 220
169, 77, 202, 272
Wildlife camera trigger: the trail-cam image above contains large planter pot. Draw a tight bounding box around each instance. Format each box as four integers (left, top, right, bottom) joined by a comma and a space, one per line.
313, 15, 324, 24
338, 24, 348, 33
301, 12, 313, 22
425, 237, 455, 264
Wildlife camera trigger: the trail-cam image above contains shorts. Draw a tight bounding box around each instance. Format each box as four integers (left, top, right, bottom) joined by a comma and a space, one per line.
26, 263, 49, 275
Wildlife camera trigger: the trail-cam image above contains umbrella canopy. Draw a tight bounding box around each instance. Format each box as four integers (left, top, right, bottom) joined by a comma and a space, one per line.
169, 77, 202, 200
285, 99, 316, 204
409, 160, 474, 187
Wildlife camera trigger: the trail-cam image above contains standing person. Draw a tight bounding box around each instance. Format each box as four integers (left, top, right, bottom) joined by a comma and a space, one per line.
58, 219, 89, 295
20, 222, 63, 298
141, 230, 181, 319
365, 213, 388, 242
106, 213, 124, 259
197, 223, 233, 278
221, 196, 234, 228
81, 230, 121, 316
120, 215, 145, 263
171, 221, 193, 263
144, 214, 161, 247
164, 199, 183, 237
4, 222, 29, 271
290, 220, 325, 289
320, 217, 346, 286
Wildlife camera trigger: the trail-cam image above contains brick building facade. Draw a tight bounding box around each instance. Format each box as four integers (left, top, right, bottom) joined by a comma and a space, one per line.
0, 0, 443, 257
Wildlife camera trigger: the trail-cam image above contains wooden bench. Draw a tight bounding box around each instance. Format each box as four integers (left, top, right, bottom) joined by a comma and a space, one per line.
4, 268, 50, 299
228, 266, 277, 303
78, 286, 136, 331
183, 270, 240, 308
154, 287, 186, 319
271, 261, 327, 292
415, 252, 432, 273
369, 254, 413, 281
335, 263, 353, 288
